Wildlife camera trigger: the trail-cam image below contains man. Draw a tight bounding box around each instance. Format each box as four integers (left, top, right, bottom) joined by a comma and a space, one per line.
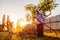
35, 10, 46, 37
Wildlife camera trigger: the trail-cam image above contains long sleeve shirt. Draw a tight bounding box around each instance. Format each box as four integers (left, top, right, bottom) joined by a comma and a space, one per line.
35, 12, 46, 24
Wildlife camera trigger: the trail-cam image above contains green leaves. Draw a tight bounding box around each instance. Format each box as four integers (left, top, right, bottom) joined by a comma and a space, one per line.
38, 0, 58, 17
25, 0, 58, 17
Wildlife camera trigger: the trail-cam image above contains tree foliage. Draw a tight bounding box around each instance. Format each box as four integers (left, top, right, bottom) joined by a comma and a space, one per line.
38, 0, 58, 17
25, 0, 58, 22
25, 0, 58, 17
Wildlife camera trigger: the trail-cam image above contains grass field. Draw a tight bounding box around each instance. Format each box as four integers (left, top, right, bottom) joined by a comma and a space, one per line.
0, 31, 60, 40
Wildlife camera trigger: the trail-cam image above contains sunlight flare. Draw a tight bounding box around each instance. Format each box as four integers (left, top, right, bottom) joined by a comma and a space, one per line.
20, 21, 27, 26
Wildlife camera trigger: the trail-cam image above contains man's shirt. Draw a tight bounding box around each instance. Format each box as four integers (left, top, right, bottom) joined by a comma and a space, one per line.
35, 12, 46, 24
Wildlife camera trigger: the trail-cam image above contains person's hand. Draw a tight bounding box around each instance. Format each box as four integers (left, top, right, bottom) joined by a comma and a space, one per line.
41, 21, 45, 24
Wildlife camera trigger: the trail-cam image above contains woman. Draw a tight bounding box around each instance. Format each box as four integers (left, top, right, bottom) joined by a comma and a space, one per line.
35, 10, 46, 37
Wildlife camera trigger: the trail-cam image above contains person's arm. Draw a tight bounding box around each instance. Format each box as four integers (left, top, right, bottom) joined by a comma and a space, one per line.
41, 13, 46, 23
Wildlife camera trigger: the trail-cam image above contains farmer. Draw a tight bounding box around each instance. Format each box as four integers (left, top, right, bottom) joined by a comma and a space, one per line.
34, 10, 46, 37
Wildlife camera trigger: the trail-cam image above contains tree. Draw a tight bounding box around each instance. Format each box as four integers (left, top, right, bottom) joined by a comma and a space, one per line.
38, 0, 58, 17
25, 0, 58, 17
25, 4, 36, 23
25, 13, 31, 22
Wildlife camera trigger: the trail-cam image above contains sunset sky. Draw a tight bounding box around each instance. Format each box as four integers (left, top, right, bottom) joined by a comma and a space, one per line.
0, 0, 60, 23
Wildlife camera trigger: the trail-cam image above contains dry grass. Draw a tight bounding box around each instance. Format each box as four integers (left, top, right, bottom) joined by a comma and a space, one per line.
0, 31, 60, 40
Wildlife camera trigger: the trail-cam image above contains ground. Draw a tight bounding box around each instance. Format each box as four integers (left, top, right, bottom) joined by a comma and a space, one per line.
0, 31, 60, 40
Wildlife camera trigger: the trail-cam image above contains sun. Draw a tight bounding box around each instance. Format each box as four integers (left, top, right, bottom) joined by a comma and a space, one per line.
20, 21, 28, 27
20, 20, 32, 27
20, 21, 26, 26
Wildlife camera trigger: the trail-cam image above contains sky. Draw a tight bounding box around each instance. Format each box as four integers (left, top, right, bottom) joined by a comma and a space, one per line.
0, 0, 60, 23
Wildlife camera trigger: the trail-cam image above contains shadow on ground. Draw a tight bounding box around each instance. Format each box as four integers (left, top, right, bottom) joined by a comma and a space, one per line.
15, 34, 60, 40
0, 32, 60, 40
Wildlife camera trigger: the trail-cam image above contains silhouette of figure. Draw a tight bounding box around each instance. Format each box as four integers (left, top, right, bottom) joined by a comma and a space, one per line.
35, 10, 46, 37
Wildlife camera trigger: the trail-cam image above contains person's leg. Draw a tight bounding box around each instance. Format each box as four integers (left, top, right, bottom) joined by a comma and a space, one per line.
37, 23, 44, 37
40, 24, 44, 36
